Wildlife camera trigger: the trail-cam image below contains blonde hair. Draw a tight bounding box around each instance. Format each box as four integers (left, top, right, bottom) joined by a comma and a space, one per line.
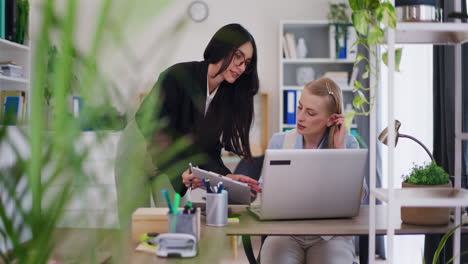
303, 77, 344, 149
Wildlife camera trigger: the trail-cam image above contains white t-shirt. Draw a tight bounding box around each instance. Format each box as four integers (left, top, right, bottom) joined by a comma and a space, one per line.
205, 80, 219, 116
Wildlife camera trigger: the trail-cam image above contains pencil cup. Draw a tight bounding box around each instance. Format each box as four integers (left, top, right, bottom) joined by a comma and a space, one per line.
206, 191, 228, 226
167, 210, 200, 240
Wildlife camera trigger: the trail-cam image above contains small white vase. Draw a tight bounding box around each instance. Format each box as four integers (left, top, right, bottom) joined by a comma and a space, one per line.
296, 38, 308, 59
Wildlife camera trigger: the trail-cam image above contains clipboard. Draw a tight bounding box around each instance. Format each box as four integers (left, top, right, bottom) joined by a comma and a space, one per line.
191, 166, 251, 205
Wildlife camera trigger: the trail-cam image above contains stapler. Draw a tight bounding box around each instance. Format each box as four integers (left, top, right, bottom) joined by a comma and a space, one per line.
155, 233, 197, 258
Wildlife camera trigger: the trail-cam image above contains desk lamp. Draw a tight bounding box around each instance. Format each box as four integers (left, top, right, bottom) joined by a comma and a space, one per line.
378, 120, 435, 162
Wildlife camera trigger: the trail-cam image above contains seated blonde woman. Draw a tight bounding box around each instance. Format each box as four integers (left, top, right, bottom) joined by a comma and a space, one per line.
260, 77, 365, 264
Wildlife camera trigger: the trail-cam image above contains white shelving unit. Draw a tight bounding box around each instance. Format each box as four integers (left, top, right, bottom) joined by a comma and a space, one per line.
0, 38, 31, 120
369, 4, 468, 263
0, 37, 31, 252
279, 21, 359, 133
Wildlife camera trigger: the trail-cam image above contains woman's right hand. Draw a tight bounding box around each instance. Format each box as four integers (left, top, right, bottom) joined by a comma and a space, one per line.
182, 169, 203, 189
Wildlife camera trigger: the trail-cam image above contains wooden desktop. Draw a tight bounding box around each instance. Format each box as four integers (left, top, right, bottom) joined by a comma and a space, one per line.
130, 205, 464, 263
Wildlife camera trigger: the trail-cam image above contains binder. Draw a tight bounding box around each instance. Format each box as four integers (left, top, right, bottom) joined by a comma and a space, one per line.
72, 96, 82, 118
296, 90, 302, 109
5, 0, 16, 42
330, 25, 347, 59
0, 0, 5, 39
0, 90, 25, 123
283, 90, 296, 124
3, 96, 20, 124
347, 26, 357, 61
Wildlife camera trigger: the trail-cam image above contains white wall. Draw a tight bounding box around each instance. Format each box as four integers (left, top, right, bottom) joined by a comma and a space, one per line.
379, 44, 433, 264
31, 0, 343, 137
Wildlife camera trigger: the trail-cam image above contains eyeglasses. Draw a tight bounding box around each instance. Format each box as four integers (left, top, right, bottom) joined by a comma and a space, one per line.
232, 50, 254, 74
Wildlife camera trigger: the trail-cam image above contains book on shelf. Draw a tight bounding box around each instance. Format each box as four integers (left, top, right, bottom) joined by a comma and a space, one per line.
0, 0, 5, 39
4, 0, 16, 42
284, 33, 296, 59
71, 96, 82, 118
295, 90, 302, 110
329, 25, 356, 60
283, 90, 296, 124
0, 90, 26, 125
282, 35, 291, 59
329, 25, 347, 59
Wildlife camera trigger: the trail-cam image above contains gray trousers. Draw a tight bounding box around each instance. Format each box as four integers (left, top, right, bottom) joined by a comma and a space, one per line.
260, 235, 355, 264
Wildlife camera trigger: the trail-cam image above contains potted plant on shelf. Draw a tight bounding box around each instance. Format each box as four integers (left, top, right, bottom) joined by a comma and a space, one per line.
401, 161, 452, 225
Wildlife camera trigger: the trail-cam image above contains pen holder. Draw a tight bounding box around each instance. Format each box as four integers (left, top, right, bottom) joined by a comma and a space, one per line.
167, 208, 201, 241
206, 191, 228, 226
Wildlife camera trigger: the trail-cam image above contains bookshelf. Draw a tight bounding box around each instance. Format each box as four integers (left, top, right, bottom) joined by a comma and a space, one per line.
368, 19, 468, 264
0, 37, 30, 125
279, 21, 362, 133
0, 7, 31, 252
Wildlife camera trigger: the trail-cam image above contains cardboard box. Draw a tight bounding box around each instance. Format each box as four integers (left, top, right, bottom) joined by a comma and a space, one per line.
131, 208, 170, 244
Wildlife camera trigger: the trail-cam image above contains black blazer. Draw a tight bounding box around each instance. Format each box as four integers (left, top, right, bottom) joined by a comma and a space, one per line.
135, 61, 232, 194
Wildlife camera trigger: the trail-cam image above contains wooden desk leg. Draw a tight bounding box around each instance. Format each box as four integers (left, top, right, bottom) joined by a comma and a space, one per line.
242, 235, 257, 264
359, 235, 369, 264
231, 236, 238, 260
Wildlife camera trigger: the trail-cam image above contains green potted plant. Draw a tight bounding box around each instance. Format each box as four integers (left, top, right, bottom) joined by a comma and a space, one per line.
401, 161, 452, 225
345, 0, 402, 128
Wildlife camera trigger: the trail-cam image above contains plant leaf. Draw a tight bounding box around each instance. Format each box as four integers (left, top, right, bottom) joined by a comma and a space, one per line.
352, 10, 369, 36
395, 48, 403, 72
367, 24, 384, 46
354, 53, 367, 66
381, 2, 397, 28
365, 0, 380, 11
432, 224, 462, 264
352, 94, 364, 110
353, 80, 364, 91
344, 109, 356, 130
382, 48, 403, 72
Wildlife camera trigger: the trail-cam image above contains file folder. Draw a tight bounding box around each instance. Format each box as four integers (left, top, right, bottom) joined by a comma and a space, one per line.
284, 90, 296, 124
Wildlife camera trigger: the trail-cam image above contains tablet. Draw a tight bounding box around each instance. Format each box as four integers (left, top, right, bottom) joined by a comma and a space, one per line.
191, 166, 251, 205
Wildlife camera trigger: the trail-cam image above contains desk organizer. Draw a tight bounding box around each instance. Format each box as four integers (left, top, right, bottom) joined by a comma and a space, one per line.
206, 191, 228, 226
132, 207, 201, 243
168, 209, 201, 240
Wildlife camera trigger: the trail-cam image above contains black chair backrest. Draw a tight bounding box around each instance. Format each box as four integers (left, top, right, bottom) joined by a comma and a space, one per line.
233, 155, 264, 181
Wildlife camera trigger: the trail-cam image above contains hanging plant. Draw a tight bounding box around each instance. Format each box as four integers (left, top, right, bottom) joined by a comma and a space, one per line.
345, 0, 403, 128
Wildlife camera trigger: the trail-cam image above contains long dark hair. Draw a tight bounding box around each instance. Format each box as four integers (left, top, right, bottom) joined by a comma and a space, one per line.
203, 23, 259, 159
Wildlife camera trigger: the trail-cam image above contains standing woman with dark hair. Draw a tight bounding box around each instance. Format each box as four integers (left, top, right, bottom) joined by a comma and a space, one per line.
115, 23, 261, 227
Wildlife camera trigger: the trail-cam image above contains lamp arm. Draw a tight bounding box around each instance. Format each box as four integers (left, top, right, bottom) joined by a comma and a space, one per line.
399, 134, 435, 163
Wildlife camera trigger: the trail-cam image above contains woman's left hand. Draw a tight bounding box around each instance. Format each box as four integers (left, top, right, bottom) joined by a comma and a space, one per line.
331, 114, 346, 149
226, 174, 262, 197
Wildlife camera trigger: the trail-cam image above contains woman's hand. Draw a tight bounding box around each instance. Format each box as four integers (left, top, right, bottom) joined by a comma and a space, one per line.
182, 169, 203, 189
331, 113, 347, 149
226, 174, 262, 197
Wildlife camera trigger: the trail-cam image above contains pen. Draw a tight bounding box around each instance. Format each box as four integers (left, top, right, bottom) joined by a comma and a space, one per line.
173, 193, 181, 215
203, 178, 212, 193
183, 201, 193, 214
161, 189, 173, 213
217, 182, 224, 193
187, 163, 193, 202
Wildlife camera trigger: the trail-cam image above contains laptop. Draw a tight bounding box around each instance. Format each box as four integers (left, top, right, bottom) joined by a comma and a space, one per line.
249, 149, 368, 220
